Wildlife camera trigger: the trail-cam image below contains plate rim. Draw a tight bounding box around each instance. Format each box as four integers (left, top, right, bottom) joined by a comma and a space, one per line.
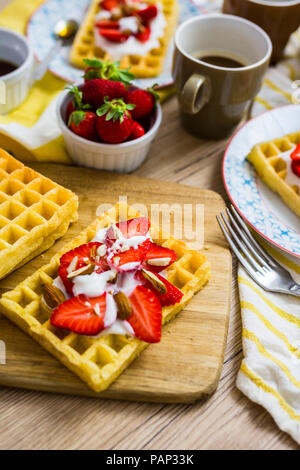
222, 103, 300, 259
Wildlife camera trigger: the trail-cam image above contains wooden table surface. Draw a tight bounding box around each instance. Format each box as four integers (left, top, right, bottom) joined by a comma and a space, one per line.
0, 0, 298, 451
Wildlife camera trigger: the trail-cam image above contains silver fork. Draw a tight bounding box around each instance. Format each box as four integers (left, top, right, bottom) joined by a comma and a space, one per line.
217, 205, 300, 297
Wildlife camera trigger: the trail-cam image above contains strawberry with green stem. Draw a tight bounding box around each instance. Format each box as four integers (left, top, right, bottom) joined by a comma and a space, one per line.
65, 85, 91, 120
68, 110, 98, 141
83, 58, 135, 84
96, 97, 135, 143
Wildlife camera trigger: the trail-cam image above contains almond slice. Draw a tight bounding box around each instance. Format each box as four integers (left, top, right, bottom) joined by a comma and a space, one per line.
114, 292, 132, 320
141, 269, 167, 295
67, 263, 94, 279
42, 283, 66, 309
146, 257, 171, 267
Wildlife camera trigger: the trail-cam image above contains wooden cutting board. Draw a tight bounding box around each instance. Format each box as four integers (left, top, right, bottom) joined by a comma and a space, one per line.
0, 164, 231, 403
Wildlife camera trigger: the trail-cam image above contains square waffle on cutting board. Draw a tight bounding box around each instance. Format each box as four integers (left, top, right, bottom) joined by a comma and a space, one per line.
70, 0, 179, 78
0, 166, 231, 403
0, 150, 78, 279
247, 130, 300, 217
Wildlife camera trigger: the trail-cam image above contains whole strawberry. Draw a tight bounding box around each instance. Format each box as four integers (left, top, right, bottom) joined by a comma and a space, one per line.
66, 85, 91, 121
130, 121, 145, 140
96, 98, 135, 143
68, 110, 98, 141
125, 85, 159, 119
82, 78, 126, 109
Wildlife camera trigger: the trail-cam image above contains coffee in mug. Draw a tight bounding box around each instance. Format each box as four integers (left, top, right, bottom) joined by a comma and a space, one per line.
172, 14, 272, 139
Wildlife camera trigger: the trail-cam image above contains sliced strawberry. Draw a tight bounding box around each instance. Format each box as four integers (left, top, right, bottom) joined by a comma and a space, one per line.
135, 25, 151, 42
105, 217, 150, 245
143, 242, 177, 272
136, 5, 158, 23
291, 159, 300, 177
59, 242, 109, 295
137, 271, 183, 306
108, 239, 151, 271
95, 20, 119, 29
128, 285, 161, 343
50, 294, 106, 336
99, 28, 130, 42
100, 0, 121, 11
290, 144, 300, 162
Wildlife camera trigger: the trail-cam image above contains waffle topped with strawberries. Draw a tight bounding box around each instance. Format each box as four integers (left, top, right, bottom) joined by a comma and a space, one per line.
0, 203, 211, 392
70, 0, 179, 77
52, 216, 183, 343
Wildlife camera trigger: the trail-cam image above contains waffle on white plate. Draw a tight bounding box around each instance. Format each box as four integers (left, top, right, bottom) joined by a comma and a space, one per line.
0, 202, 211, 392
70, 0, 179, 78
0, 149, 78, 279
247, 131, 300, 217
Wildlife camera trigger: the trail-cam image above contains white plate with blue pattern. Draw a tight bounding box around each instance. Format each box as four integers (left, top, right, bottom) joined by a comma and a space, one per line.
26, 0, 208, 88
223, 104, 300, 258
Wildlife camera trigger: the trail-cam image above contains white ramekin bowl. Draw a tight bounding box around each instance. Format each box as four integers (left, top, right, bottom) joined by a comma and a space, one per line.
56, 85, 162, 173
0, 28, 34, 114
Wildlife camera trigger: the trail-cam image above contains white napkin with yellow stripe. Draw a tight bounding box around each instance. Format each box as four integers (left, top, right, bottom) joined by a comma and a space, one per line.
237, 258, 300, 445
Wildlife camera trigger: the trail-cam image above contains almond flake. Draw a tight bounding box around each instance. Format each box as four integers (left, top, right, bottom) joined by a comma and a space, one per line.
114, 292, 132, 320
111, 224, 123, 240
42, 283, 66, 309
113, 256, 120, 267
97, 245, 107, 257
67, 255, 78, 274
141, 269, 167, 294
94, 303, 101, 317
67, 263, 95, 279
146, 257, 171, 267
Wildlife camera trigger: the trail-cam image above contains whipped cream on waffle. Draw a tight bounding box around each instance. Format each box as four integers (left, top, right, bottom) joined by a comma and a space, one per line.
94, 3, 166, 61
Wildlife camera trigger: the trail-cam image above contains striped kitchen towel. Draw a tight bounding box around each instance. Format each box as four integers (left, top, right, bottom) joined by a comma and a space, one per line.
237, 250, 300, 445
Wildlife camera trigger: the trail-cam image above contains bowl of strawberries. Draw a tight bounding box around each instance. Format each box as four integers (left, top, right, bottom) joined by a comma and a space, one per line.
56, 59, 162, 173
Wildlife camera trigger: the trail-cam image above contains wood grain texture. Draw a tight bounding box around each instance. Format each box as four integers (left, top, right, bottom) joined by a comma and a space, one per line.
0, 0, 298, 449
0, 167, 231, 403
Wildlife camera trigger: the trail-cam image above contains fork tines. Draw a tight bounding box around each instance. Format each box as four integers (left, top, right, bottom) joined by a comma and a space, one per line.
216, 205, 278, 278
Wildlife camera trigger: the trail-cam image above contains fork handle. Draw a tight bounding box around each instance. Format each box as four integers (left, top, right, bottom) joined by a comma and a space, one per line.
288, 283, 300, 297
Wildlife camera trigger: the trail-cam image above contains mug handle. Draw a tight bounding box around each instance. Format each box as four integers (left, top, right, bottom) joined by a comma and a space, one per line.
180, 74, 211, 115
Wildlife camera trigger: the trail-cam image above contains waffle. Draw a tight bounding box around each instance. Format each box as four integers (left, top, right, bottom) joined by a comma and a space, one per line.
247, 131, 300, 217
69, 0, 179, 78
0, 149, 78, 279
0, 202, 211, 392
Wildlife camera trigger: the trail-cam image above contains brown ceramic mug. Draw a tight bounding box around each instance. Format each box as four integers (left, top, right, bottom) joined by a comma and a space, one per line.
223, 0, 300, 63
172, 14, 272, 139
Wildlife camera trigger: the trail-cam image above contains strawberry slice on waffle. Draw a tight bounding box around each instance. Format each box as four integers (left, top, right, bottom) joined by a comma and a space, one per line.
105, 217, 150, 245
128, 285, 162, 343
59, 242, 109, 295
137, 271, 183, 306
51, 294, 106, 336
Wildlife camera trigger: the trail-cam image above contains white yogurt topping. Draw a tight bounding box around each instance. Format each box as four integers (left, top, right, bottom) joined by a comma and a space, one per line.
97, 319, 135, 337
104, 292, 118, 327
92, 227, 108, 243
94, 3, 166, 61
72, 270, 116, 297
277, 146, 299, 187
